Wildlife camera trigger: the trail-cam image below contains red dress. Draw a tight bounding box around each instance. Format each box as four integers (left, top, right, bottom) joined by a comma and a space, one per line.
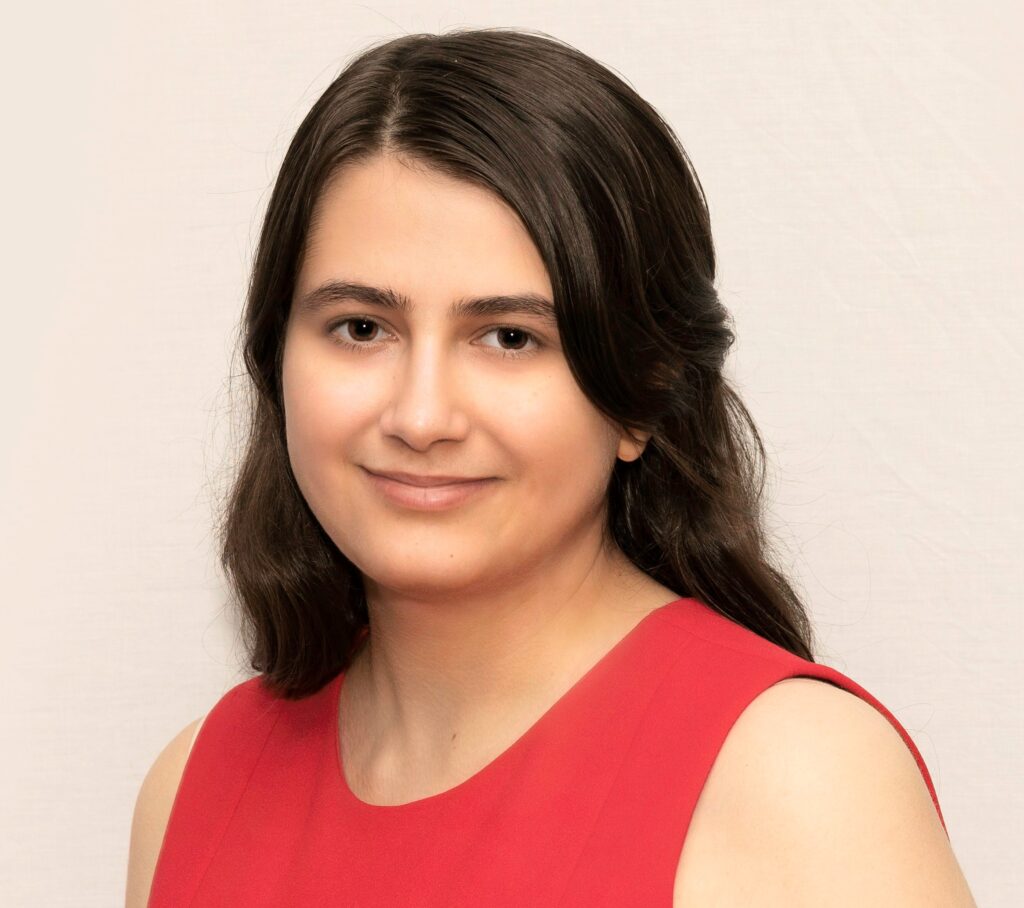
148, 596, 946, 906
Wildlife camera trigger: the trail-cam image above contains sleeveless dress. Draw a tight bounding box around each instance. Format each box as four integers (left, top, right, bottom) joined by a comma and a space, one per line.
148, 596, 947, 906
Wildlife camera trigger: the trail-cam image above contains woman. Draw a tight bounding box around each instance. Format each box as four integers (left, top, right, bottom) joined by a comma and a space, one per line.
127, 27, 975, 906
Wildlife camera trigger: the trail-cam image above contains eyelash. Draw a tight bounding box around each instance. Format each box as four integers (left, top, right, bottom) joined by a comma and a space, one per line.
324, 316, 542, 360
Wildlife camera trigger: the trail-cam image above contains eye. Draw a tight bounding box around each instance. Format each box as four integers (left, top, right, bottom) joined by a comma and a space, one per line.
479, 326, 541, 359
325, 317, 542, 360
327, 316, 389, 347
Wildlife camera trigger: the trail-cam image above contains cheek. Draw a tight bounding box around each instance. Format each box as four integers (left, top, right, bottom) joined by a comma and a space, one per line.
282, 346, 615, 496
282, 353, 376, 486
510, 384, 618, 497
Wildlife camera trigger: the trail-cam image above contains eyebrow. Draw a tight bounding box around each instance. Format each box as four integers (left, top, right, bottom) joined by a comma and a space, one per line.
295, 280, 558, 326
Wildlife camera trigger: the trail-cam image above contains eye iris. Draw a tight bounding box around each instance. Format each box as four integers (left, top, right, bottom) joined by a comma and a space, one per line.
499, 327, 529, 349
350, 318, 377, 340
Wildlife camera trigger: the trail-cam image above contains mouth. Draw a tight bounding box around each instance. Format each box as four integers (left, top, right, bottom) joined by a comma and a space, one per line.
361, 467, 499, 511
362, 467, 493, 487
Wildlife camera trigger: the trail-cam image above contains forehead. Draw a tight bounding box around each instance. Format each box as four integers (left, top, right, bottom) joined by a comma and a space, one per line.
298, 155, 552, 300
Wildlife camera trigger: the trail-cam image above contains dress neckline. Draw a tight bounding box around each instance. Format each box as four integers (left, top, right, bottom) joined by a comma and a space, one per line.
330, 595, 693, 812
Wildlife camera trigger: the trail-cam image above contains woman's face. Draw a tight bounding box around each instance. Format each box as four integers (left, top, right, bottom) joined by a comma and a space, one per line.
282, 153, 646, 598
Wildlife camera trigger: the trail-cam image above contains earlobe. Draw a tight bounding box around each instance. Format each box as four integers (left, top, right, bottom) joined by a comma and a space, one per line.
617, 429, 652, 462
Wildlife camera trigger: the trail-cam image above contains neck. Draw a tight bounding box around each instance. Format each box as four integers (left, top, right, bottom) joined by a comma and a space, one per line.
339, 543, 675, 797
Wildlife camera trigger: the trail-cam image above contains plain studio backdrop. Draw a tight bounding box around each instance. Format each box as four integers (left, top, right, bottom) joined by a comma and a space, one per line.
0, 2, 1019, 905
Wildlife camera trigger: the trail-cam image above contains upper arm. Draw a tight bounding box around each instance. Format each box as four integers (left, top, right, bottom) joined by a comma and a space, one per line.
675, 678, 976, 907
125, 713, 207, 908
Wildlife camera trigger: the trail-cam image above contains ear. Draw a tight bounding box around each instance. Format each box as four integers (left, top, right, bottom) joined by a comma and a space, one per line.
617, 427, 652, 463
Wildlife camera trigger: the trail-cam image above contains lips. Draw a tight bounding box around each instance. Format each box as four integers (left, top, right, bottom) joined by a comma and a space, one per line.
363, 467, 490, 487
363, 468, 498, 511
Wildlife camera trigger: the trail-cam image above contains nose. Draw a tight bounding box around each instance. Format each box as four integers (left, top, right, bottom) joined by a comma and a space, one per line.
377, 334, 469, 450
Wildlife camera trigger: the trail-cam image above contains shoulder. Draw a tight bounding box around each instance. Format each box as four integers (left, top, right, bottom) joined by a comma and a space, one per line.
720, 677, 939, 821
674, 678, 976, 906
125, 713, 207, 908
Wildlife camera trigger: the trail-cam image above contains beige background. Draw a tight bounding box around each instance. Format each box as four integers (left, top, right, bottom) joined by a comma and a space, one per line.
1, 2, 1019, 905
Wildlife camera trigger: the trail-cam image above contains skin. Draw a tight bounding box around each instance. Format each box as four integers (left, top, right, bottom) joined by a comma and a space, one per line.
127, 151, 977, 906
673, 677, 978, 906
278, 152, 979, 905
281, 151, 678, 806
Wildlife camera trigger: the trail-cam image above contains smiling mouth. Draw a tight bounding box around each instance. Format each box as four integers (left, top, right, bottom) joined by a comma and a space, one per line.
362, 467, 494, 487
362, 468, 499, 510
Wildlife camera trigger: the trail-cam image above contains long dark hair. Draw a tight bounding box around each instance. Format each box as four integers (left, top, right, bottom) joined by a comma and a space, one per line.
215, 26, 817, 699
